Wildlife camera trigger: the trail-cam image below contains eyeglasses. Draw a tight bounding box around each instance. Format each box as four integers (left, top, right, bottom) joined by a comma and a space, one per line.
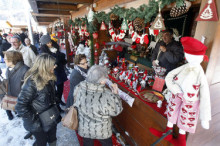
11, 41, 19, 44
79, 61, 88, 65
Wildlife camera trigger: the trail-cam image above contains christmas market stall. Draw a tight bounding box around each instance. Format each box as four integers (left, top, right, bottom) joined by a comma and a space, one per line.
67, 0, 219, 145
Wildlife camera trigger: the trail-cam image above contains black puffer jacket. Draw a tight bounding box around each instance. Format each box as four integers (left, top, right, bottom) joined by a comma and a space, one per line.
151, 40, 184, 73
15, 78, 58, 133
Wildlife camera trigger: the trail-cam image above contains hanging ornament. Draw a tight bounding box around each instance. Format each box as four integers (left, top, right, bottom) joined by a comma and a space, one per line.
121, 18, 129, 31
170, 1, 192, 17
128, 22, 134, 35
133, 18, 145, 32
88, 8, 94, 22
92, 32, 98, 39
150, 12, 166, 30
131, 31, 149, 45
100, 21, 107, 30
109, 23, 126, 42
196, 0, 218, 21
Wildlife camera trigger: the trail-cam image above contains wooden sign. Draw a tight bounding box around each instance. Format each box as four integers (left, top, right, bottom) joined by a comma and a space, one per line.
152, 77, 165, 92
196, 0, 218, 21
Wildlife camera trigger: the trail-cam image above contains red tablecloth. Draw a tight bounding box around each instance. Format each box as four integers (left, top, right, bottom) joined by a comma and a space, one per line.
109, 75, 167, 117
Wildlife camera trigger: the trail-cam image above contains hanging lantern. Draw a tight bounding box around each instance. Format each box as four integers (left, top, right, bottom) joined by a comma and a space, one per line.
196, 0, 218, 21
121, 18, 129, 30
170, 1, 192, 17
150, 12, 166, 30
92, 32, 99, 39
100, 21, 107, 30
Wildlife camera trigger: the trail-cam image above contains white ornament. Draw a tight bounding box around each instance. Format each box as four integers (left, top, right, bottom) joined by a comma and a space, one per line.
200, 4, 213, 19
88, 8, 94, 22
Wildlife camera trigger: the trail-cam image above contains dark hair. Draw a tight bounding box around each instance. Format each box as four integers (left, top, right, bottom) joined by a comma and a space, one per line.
162, 29, 173, 35
74, 54, 86, 65
3, 51, 23, 65
11, 35, 21, 42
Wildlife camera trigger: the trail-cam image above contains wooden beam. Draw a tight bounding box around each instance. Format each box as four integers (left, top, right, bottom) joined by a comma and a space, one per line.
38, 3, 78, 11
31, 12, 70, 18
38, 22, 51, 26
37, 17, 59, 22
39, 10, 71, 15
36, 0, 93, 4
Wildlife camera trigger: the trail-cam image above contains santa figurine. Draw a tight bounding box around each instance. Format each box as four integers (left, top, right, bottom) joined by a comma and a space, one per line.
119, 71, 126, 81
127, 73, 133, 86
150, 37, 211, 146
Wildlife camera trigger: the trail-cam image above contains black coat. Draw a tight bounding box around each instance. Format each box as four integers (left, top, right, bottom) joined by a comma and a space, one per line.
6, 62, 29, 97
30, 45, 39, 56
15, 79, 58, 132
66, 66, 88, 108
151, 40, 184, 73
40, 43, 67, 85
0, 40, 11, 58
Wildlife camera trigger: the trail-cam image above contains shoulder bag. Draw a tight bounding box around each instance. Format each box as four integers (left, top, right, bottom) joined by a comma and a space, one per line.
38, 104, 61, 132
62, 87, 79, 130
1, 65, 23, 111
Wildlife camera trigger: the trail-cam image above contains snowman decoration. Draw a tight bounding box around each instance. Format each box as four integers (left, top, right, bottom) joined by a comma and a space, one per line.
150, 37, 211, 146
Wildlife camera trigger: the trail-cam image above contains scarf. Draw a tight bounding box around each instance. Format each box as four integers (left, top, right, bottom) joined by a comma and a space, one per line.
74, 65, 87, 79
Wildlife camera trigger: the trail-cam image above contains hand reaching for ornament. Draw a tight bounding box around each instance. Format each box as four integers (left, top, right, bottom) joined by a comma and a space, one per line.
201, 120, 210, 129
111, 83, 119, 94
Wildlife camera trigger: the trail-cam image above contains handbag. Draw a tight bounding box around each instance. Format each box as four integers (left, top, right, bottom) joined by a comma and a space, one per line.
62, 87, 79, 130
62, 106, 78, 130
38, 104, 61, 132
1, 95, 17, 111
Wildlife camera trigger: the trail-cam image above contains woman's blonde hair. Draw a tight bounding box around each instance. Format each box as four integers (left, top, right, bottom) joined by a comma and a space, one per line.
24, 53, 56, 90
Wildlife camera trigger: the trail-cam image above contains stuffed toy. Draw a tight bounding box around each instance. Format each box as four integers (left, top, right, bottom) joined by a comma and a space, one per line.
150, 37, 211, 146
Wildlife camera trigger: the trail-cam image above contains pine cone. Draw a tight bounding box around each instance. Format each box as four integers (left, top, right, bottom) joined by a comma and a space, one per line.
133, 17, 145, 31
110, 13, 119, 20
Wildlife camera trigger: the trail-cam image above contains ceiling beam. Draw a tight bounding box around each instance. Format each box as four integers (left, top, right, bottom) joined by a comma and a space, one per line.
38, 10, 71, 15
36, 0, 93, 4
37, 17, 59, 22
38, 22, 51, 26
31, 12, 69, 18
38, 3, 78, 11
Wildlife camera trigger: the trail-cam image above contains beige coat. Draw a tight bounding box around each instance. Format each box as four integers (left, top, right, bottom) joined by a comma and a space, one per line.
8, 44, 36, 67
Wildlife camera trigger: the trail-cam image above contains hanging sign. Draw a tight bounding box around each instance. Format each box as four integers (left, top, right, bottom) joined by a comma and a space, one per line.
150, 13, 166, 30
196, 0, 218, 21
100, 21, 107, 30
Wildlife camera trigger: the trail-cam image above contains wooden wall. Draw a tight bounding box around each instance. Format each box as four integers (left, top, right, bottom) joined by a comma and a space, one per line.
187, 0, 220, 145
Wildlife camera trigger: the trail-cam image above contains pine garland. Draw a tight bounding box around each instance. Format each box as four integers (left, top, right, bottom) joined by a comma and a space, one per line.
68, 0, 196, 33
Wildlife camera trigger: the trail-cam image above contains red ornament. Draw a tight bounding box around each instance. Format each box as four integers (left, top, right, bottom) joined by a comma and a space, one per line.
94, 43, 100, 49
196, 0, 218, 21
94, 50, 98, 56
93, 32, 99, 39
100, 21, 107, 30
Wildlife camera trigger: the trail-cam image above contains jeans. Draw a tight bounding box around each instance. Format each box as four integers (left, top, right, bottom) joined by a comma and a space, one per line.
83, 137, 112, 146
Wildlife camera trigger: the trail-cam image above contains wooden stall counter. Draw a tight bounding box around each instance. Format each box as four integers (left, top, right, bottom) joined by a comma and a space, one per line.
110, 75, 172, 146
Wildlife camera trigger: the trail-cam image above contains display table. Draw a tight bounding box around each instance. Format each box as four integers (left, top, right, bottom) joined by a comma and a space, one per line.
109, 75, 172, 146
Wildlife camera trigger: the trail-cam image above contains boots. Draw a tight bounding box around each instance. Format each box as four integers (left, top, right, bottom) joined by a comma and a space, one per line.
149, 126, 173, 141
6, 110, 14, 120
24, 132, 32, 139
49, 140, 57, 146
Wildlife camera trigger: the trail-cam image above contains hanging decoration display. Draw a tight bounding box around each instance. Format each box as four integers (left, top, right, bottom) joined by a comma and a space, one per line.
128, 22, 134, 35
131, 31, 149, 45
92, 32, 98, 39
170, 1, 192, 17
196, 0, 218, 21
109, 23, 126, 42
121, 18, 129, 30
100, 21, 108, 30
150, 12, 166, 30
133, 17, 145, 32
88, 8, 94, 22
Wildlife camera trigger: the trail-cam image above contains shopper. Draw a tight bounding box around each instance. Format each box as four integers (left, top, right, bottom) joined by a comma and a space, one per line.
40, 35, 67, 108
74, 65, 123, 146
151, 29, 184, 74
25, 38, 39, 55
66, 54, 88, 108
15, 54, 60, 146
4, 51, 29, 120
8, 35, 36, 67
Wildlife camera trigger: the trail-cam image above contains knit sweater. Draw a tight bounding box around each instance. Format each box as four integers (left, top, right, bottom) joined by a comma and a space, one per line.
165, 63, 211, 122
74, 81, 123, 139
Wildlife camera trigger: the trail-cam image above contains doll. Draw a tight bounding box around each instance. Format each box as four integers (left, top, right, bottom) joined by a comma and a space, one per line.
150, 37, 211, 146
